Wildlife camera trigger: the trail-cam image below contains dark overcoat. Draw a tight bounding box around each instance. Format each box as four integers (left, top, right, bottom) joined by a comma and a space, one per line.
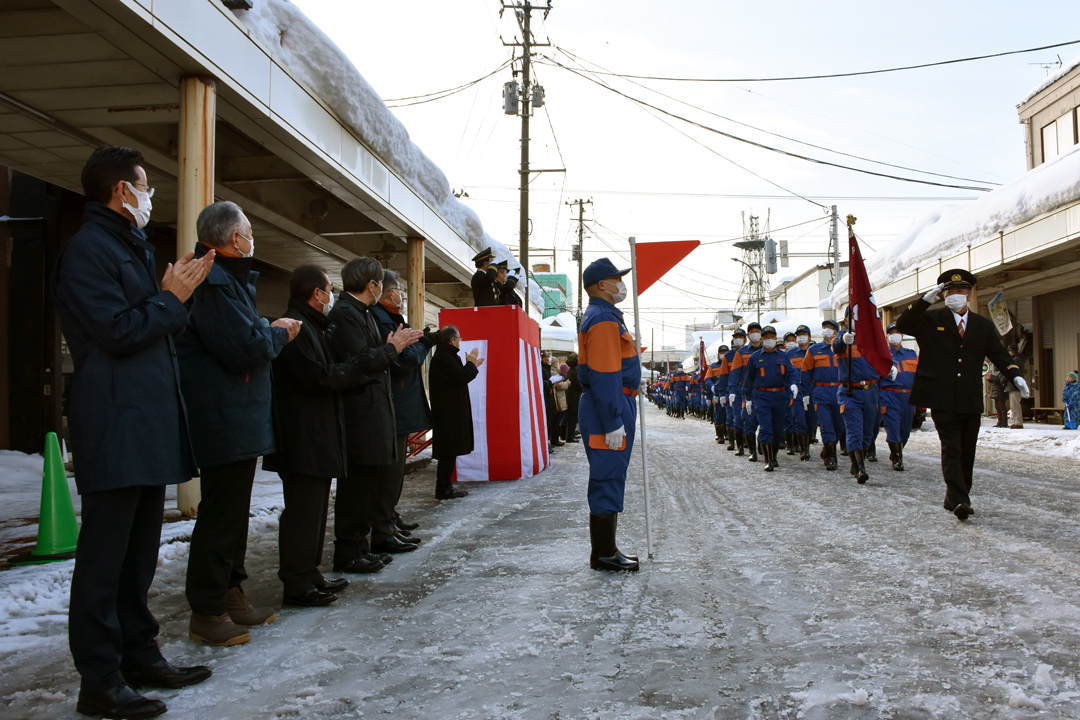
499, 275, 523, 307
262, 300, 374, 478
371, 302, 434, 435
428, 342, 479, 460
51, 202, 197, 494
326, 292, 398, 467
895, 297, 1021, 414
175, 245, 286, 469
471, 267, 498, 307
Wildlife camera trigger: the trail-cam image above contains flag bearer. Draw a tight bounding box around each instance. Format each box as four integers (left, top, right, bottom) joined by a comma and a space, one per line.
743, 326, 799, 471
578, 258, 640, 572
722, 332, 745, 451
833, 322, 894, 484
879, 322, 918, 470
802, 319, 845, 470
728, 321, 764, 461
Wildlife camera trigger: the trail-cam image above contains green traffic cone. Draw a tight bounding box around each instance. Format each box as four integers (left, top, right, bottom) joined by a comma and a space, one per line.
14, 432, 79, 564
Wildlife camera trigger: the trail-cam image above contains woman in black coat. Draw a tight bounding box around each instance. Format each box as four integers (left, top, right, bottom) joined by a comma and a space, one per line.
428, 325, 483, 499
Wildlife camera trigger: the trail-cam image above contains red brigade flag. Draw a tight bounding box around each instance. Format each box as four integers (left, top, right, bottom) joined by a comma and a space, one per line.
699, 339, 707, 383
847, 224, 894, 378
633, 240, 700, 295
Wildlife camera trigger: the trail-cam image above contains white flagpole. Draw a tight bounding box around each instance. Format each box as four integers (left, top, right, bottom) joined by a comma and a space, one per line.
628, 236, 653, 558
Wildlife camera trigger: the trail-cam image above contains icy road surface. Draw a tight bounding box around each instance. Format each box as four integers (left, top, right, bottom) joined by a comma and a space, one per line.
2, 405, 1080, 719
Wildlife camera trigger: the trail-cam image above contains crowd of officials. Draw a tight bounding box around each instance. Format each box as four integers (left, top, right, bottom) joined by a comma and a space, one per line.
53, 147, 485, 719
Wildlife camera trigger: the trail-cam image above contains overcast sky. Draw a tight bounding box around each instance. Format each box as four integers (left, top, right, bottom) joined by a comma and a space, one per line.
292, 0, 1080, 348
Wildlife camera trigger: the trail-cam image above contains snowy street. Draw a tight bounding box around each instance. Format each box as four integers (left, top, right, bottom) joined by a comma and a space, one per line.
3, 403, 1080, 719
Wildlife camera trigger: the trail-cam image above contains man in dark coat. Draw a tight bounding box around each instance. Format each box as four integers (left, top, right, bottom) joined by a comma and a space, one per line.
497, 261, 524, 307
371, 269, 438, 534
327, 257, 423, 564
263, 264, 378, 608
541, 351, 562, 449
470, 247, 499, 306
177, 201, 300, 646
53, 146, 214, 718
896, 269, 1027, 521
564, 354, 582, 442
429, 325, 484, 498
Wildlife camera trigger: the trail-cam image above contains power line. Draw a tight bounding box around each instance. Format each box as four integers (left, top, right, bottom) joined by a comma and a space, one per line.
385, 60, 512, 106
463, 184, 979, 202
551, 38, 1080, 83
542, 56, 995, 193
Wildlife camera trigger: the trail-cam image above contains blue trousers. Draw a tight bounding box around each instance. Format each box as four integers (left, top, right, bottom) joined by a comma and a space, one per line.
815, 400, 844, 443
712, 399, 725, 424
790, 397, 808, 434
881, 389, 914, 444
753, 390, 791, 444
675, 390, 687, 411
581, 394, 637, 514
740, 400, 759, 436
838, 386, 879, 452
726, 399, 736, 427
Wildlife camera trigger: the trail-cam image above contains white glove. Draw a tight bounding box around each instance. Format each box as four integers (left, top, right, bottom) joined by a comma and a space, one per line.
802, 396, 811, 411
790, 384, 799, 399
745, 400, 753, 415
1014, 377, 1030, 399
728, 393, 736, 405
842, 332, 855, 344
605, 425, 626, 451
923, 282, 946, 304
888, 365, 899, 381
719, 395, 727, 406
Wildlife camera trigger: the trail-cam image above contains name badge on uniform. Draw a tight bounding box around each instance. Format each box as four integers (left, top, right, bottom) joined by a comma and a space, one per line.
937, 327, 945, 331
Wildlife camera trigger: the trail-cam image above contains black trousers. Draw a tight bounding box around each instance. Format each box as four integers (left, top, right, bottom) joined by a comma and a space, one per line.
932, 410, 982, 508
435, 456, 456, 495
278, 473, 332, 596
69, 484, 166, 691
565, 397, 580, 440
391, 433, 408, 511
185, 458, 257, 616
334, 462, 396, 564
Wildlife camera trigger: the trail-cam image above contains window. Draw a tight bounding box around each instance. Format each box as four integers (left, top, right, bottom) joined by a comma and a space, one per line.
1041, 109, 1077, 164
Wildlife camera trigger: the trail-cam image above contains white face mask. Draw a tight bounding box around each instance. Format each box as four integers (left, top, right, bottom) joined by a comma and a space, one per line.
122, 181, 153, 229
822, 328, 835, 339
785, 341, 797, 350
733, 338, 744, 348
763, 338, 777, 350
944, 294, 969, 313
888, 333, 902, 346
235, 230, 255, 258
317, 288, 335, 317
748, 332, 761, 343
797, 335, 810, 346
607, 280, 628, 304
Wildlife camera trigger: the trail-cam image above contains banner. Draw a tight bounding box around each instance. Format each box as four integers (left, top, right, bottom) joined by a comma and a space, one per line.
847, 225, 894, 378
699, 339, 707, 383
988, 290, 1013, 336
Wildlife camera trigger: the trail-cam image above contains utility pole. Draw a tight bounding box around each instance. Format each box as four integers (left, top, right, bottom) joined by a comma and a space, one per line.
567, 198, 592, 320
501, 1, 553, 307
828, 204, 840, 290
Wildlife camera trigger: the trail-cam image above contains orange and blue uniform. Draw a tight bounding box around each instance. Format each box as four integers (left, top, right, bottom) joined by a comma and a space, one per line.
721, 341, 742, 428
832, 334, 882, 452
743, 345, 797, 444
728, 341, 763, 437
782, 343, 806, 435
880, 343, 918, 445
704, 356, 728, 425
672, 370, 689, 413
801, 337, 845, 443
578, 296, 641, 514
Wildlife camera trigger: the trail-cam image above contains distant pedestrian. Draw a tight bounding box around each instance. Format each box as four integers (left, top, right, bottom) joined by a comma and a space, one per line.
429, 325, 484, 499
986, 368, 1009, 428
1006, 345, 1027, 428
1064, 371, 1080, 430
564, 355, 582, 443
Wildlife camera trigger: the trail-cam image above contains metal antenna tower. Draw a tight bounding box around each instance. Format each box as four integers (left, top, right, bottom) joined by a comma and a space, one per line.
733, 211, 770, 325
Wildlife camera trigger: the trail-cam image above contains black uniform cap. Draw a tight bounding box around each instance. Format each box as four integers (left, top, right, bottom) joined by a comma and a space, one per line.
937, 268, 976, 290
471, 247, 494, 263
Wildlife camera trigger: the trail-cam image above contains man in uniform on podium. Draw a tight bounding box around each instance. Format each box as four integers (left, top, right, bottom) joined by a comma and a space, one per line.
470, 247, 498, 306
896, 269, 1026, 520
578, 258, 640, 572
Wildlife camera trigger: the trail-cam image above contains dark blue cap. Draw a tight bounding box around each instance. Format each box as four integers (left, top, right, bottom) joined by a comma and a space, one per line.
583, 257, 631, 288
747, 321, 761, 331
887, 322, 899, 333
822, 319, 839, 330
796, 324, 811, 335
732, 328, 746, 337
784, 331, 797, 340
762, 325, 777, 335
718, 344, 729, 353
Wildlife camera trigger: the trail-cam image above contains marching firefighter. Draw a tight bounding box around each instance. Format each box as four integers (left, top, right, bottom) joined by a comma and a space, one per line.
722, 331, 745, 451
743, 326, 799, 471
672, 367, 689, 418
879, 322, 918, 470
728, 322, 764, 461
801, 319, 845, 470
705, 346, 730, 444
578, 258, 640, 572
833, 320, 894, 484
795, 324, 818, 448
780, 332, 804, 458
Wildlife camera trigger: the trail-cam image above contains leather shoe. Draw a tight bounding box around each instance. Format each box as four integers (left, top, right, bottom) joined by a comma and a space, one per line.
333, 556, 384, 573
394, 531, 421, 545
372, 535, 419, 554
435, 489, 468, 500
943, 502, 975, 516
395, 517, 420, 531
76, 684, 166, 719
283, 589, 337, 607
123, 659, 211, 690
314, 577, 349, 593
954, 503, 973, 521
367, 552, 393, 566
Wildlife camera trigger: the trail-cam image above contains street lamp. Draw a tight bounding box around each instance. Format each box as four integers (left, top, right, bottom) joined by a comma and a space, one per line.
731, 258, 762, 325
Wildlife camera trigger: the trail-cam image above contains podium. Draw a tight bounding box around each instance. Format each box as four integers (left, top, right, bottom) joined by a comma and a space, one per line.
437, 305, 550, 481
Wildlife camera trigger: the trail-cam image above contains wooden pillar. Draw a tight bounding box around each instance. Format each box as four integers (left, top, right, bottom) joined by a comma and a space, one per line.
176, 75, 216, 517
407, 237, 425, 330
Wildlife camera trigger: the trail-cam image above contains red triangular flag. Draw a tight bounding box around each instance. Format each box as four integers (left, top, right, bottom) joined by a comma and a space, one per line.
847, 226, 893, 378
699, 339, 707, 383
633, 240, 700, 295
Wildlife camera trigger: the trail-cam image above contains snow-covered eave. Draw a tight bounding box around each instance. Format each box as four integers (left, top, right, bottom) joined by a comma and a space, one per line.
1019, 51, 1080, 108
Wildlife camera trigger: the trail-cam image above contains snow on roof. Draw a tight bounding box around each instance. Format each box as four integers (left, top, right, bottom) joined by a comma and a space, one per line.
234, 1, 522, 277
827, 144, 1080, 308
1020, 52, 1080, 107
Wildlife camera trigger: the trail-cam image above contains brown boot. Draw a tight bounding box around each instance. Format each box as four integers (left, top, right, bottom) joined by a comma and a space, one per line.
189, 612, 251, 647
226, 587, 276, 628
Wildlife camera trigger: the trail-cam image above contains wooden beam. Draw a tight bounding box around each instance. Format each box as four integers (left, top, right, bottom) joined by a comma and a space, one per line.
407, 237, 424, 330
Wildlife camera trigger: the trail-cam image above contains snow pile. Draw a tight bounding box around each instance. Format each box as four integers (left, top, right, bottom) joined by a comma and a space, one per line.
978, 422, 1080, 459
828, 144, 1080, 308
539, 311, 577, 345
1020, 52, 1080, 106
0, 563, 72, 654
233, 1, 527, 282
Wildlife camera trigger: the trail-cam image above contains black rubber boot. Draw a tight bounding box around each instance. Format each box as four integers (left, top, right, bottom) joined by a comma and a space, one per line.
746, 434, 758, 462
849, 447, 860, 476
726, 427, 736, 451
771, 442, 780, 468
889, 442, 904, 471
867, 442, 878, 462
798, 433, 810, 461
823, 442, 837, 471
612, 513, 638, 563
838, 435, 848, 456
853, 449, 869, 484
734, 431, 745, 456
589, 514, 639, 571
763, 442, 775, 471
785, 433, 796, 455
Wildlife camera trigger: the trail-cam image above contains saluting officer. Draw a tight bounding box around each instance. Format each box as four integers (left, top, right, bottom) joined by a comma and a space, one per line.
801, 320, 845, 470
895, 269, 1027, 520
879, 322, 918, 470
728, 321, 764, 461
833, 320, 895, 484
722, 331, 745, 452
470, 247, 499, 307
743, 326, 799, 471
578, 258, 640, 571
